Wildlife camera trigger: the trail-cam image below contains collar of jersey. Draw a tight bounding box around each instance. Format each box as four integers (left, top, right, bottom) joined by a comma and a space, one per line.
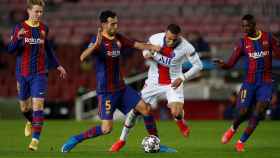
247, 31, 262, 40
25, 20, 40, 27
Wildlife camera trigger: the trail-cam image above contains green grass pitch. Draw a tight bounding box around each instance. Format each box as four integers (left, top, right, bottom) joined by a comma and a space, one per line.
0, 120, 279, 158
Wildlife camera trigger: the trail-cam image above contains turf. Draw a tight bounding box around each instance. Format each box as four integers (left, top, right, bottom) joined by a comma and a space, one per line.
0, 120, 279, 158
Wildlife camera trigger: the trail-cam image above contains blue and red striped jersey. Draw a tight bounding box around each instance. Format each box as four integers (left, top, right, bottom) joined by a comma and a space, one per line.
90, 33, 135, 93
7, 21, 59, 77
223, 31, 280, 84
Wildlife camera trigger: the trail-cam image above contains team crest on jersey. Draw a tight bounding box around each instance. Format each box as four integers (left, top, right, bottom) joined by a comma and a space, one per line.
249, 50, 269, 59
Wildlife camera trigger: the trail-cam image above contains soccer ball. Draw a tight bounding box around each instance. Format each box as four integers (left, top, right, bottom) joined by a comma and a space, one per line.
141, 135, 160, 153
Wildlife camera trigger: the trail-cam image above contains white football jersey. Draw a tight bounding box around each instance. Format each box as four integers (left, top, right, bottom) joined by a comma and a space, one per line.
144, 32, 202, 85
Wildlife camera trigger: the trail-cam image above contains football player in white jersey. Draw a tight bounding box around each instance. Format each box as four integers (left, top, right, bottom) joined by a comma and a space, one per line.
110, 24, 203, 152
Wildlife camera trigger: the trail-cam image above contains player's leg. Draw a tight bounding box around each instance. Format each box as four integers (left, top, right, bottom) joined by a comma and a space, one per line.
16, 77, 33, 137
29, 98, 44, 151
110, 86, 159, 152
236, 84, 272, 152
167, 85, 190, 137
19, 98, 33, 122
19, 98, 33, 137
221, 83, 254, 144
169, 102, 190, 137
28, 74, 47, 151
62, 93, 116, 153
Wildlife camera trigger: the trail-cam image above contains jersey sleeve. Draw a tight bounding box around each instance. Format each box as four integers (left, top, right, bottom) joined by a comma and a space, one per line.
6, 24, 24, 53
45, 26, 59, 69
117, 33, 135, 49
222, 39, 244, 69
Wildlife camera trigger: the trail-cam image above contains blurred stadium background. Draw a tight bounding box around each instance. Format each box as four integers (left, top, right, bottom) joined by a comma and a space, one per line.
1, 0, 280, 121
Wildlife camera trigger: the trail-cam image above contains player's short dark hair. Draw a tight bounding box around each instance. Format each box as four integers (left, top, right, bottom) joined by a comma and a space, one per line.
242, 14, 256, 24
99, 10, 117, 23
167, 24, 181, 34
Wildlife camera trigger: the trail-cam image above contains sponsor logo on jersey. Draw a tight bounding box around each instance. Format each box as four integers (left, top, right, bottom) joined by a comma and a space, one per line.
24, 38, 44, 44
107, 50, 120, 57
249, 50, 269, 59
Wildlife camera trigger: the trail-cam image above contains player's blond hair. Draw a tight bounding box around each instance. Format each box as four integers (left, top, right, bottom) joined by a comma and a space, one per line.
27, 0, 45, 9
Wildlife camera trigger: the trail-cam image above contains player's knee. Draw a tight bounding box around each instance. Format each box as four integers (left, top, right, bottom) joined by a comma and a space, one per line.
32, 99, 44, 110
101, 125, 113, 134
141, 105, 151, 116
238, 107, 248, 116
171, 110, 180, 118
19, 102, 30, 112
135, 101, 151, 116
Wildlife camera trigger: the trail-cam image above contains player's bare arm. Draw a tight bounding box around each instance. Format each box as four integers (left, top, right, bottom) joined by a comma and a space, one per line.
134, 42, 161, 52
212, 58, 226, 68
80, 28, 102, 62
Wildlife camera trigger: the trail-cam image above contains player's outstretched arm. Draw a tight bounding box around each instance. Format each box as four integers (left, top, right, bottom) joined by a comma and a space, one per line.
212, 58, 226, 68
134, 42, 161, 52
45, 37, 67, 79
213, 41, 243, 69
80, 28, 102, 62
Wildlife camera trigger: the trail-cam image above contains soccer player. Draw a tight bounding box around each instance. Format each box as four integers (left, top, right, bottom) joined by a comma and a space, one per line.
6, 0, 67, 151
61, 10, 170, 153
110, 24, 203, 152
214, 14, 280, 152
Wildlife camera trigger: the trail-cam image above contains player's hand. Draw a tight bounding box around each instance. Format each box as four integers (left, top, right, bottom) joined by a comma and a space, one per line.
143, 50, 155, 59
57, 66, 67, 79
95, 27, 102, 47
17, 28, 26, 39
171, 78, 183, 89
150, 45, 161, 52
212, 58, 225, 68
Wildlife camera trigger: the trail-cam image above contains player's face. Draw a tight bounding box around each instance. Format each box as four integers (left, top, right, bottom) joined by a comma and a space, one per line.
165, 30, 179, 47
27, 5, 43, 22
103, 17, 118, 36
241, 20, 256, 36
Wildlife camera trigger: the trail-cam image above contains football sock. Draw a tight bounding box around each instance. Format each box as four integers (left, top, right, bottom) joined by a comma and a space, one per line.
120, 109, 139, 141
23, 110, 33, 122
143, 114, 158, 137
239, 112, 261, 143
232, 112, 248, 131
32, 110, 44, 140
75, 125, 103, 142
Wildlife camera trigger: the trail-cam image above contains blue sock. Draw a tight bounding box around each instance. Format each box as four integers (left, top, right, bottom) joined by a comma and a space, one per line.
240, 113, 260, 143
143, 115, 158, 137
32, 110, 44, 140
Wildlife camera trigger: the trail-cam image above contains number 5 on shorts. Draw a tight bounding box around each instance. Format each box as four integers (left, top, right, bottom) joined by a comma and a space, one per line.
105, 100, 111, 113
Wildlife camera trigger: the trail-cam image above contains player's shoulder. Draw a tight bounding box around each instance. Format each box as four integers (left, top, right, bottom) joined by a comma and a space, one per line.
149, 32, 165, 41
90, 35, 97, 43
39, 22, 48, 28
148, 32, 165, 45
12, 22, 24, 30
177, 37, 195, 53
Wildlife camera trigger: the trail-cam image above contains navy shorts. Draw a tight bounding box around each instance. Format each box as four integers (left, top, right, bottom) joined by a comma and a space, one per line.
237, 82, 272, 109
97, 86, 141, 120
16, 74, 47, 100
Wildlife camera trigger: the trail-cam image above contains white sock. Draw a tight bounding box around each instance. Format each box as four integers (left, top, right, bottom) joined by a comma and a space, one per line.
120, 109, 138, 141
